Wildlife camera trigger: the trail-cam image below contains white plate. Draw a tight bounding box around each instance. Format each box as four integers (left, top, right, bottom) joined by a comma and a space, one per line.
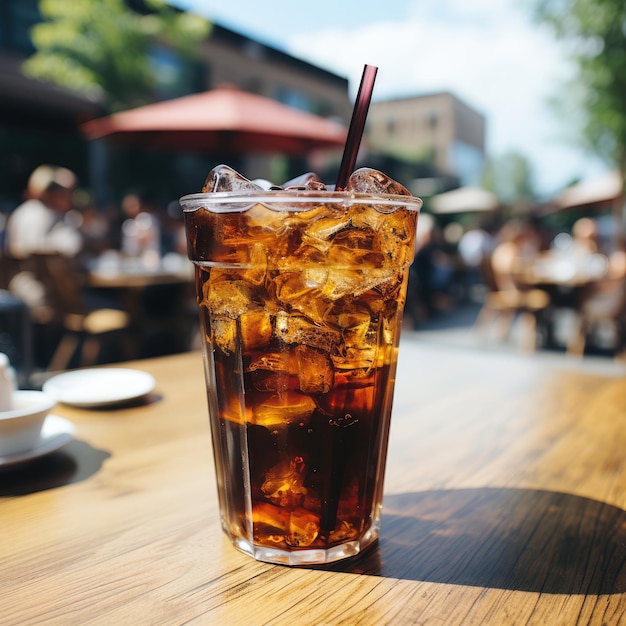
43, 368, 156, 407
0, 415, 75, 467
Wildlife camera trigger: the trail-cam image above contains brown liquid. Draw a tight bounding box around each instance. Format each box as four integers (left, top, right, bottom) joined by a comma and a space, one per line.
185, 200, 417, 553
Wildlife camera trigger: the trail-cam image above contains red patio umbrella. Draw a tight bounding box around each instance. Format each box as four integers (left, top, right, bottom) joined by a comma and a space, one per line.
80, 84, 348, 154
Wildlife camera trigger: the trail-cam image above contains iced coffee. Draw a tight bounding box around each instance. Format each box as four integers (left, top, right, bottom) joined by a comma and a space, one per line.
182, 164, 421, 565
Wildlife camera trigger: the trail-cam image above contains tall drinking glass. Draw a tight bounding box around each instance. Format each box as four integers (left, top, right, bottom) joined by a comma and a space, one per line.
181, 189, 421, 565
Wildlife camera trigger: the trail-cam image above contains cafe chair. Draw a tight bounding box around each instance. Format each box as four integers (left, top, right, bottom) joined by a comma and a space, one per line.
3, 253, 57, 325
566, 250, 626, 359
31, 253, 133, 371
474, 244, 550, 352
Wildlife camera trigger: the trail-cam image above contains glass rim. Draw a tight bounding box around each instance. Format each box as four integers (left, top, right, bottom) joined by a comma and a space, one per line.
179, 190, 422, 212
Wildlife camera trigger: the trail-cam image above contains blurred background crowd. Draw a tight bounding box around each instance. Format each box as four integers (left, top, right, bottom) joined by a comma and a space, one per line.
1, 0, 625, 387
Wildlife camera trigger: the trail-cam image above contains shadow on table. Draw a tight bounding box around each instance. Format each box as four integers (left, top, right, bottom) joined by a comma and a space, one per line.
0, 440, 110, 496
76, 392, 164, 413
322, 487, 626, 595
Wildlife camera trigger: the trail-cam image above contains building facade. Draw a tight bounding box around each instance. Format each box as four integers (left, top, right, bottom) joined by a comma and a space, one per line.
367, 92, 486, 191
201, 26, 351, 123
0, 1, 352, 208
0, 0, 104, 211
0, 0, 485, 208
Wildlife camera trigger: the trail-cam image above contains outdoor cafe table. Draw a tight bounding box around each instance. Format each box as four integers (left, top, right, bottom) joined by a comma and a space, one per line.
88, 261, 195, 357
2, 342, 626, 624
515, 251, 611, 350
88, 260, 194, 290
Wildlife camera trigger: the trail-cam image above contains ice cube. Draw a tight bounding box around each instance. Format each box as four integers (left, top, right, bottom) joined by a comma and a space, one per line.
377, 209, 418, 267
332, 306, 372, 348
274, 269, 328, 301
274, 271, 333, 324
247, 352, 291, 394
331, 346, 377, 375
201, 279, 251, 317
240, 310, 272, 350
283, 172, 327, 190
246, 203, 289, 235
251, 372, 290, 393
246, 351, 299, 384
346, 167, 411, 196
328, 230, 385, 269
247, 352, 289, 373
303, 215, 349, 246
322, 267, 394, 300
252, 390, 316, 427
211, 316, 237, 354
251, 178, 277, 190
202, 164, 264, 193
275, 311, 341, 351
260, 456, 321, 546
285, 508, 320, 547
294, 345, 333, 394
330, 520, 358, 542
247, 346, 332, 394
241, 242, 267, 286
261, 456, 308, 507
347, 203, 385, 231
251, 503, 320, 547
252, 502, 289, 534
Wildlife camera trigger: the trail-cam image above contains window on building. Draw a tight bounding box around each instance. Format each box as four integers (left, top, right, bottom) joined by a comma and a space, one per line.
426, 109, 438, 130
271, 86, 317, 114
149, 45, 203, 100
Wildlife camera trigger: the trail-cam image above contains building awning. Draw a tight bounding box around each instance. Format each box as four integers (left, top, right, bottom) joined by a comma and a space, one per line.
553, 171, 622, 211
430, 186, 500, 214
0, 58, 102, 131
81, 84, 347, 154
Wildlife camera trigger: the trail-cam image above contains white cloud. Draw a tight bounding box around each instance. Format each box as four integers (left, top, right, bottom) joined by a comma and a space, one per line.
286, 0, 607, 195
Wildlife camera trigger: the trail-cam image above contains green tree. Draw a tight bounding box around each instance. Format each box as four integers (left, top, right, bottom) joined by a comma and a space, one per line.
532, 0, 626, 233
23, 0, 210, 112
482, 151, 536, 204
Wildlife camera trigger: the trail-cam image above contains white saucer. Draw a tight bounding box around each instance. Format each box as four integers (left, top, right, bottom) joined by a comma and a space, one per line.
43, 368, 156, 407
0, 415, 75, 467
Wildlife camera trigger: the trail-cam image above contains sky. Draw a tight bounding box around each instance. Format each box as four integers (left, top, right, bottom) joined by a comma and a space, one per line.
172, 0, 610, 198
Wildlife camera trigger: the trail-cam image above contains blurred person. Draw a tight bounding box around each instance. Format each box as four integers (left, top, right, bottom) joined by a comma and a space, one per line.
551, 217, 600, 260
71, 189, 113, 259
458, 222, 497, 302
490, 229, 524, 292
4, 167, 118, 368
119, 191, 161, 268
5, 165, 82, 259
479, 222, 550, 349
107, 191, 144, 251
407, 213, 455, 324
121, 191, 142, 221
571, 217, 599, 255
458, 225, 497, 267
567, 245, 626, 356
490, 220, 541, 291
163, 199, 188, 257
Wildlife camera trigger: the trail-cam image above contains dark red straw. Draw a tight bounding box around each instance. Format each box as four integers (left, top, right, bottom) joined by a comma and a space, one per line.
335, 64, 378, 190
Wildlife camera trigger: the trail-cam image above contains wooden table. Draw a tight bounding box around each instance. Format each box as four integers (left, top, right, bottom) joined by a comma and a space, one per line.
516, 253, 611, 351
522, 252, 608, 289
2, 343, 626, 625
89, 263, 193, 290
88, 263, 195, 358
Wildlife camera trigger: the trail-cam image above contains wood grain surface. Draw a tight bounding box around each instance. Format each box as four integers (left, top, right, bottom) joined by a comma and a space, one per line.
2, 342, 625, 625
